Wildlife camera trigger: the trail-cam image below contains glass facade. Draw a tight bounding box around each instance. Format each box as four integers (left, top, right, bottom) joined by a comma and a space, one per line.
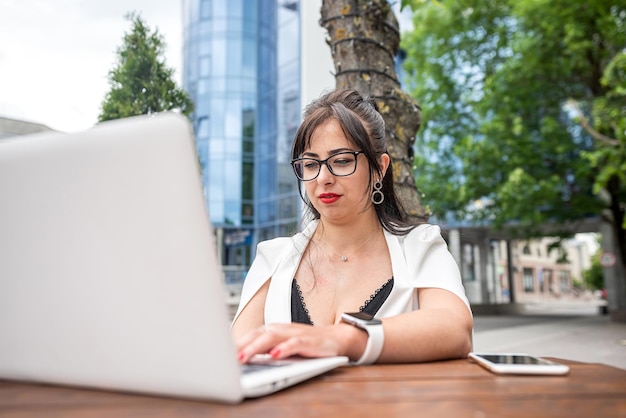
182, 0, 301, 276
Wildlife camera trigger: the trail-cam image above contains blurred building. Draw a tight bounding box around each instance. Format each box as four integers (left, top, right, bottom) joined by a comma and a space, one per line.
452, 228, 600, 306
181, 0, 334, 290
504, 235, 596, 303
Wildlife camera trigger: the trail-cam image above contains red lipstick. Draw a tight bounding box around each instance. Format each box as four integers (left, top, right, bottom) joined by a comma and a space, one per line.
319, 193, 340, 204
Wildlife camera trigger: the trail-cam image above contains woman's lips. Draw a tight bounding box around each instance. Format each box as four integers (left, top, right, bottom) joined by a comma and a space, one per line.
319, 193, 340, 204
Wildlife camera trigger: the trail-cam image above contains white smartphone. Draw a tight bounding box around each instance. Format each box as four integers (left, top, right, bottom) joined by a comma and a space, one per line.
468, 353, 570, 375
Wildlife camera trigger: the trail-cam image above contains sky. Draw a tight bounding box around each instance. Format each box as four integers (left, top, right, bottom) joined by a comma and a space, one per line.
0, 0, 183, 132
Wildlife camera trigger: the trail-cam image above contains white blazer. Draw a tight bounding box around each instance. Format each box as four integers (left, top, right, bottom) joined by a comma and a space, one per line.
232, 220, 471, 325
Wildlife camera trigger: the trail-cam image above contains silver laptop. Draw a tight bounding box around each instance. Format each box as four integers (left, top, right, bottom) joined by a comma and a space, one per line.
0, 113, 348, 403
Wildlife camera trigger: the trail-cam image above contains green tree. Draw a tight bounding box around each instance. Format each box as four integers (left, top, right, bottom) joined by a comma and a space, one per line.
584, 251, 605, 291
99, 13, 194, 121
401, 0, 625, 296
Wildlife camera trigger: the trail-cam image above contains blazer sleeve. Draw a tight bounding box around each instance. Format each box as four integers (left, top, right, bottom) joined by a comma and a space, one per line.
231, 237, 291, 325
401, 224, 471, 312
231, 220, 318, 326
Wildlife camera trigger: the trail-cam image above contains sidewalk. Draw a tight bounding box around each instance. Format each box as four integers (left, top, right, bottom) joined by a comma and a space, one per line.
473, 305, 626, 370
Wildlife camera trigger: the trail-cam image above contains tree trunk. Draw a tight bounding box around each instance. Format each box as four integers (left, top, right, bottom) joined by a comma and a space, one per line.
320, 0, 426, 222
607, 177, 626, 315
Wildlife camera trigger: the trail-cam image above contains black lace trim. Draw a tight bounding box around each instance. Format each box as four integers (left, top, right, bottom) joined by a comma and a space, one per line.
291, 277, 394, 325
291, 279, 313, 325
360, 277, 394, 314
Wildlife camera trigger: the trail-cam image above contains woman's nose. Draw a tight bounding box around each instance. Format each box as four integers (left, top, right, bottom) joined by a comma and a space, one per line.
316, 162, 334, 183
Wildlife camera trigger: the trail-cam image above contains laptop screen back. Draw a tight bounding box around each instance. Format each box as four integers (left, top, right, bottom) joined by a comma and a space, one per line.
0, 113, 245, 402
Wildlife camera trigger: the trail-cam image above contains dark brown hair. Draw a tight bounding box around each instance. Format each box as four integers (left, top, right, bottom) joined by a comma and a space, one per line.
291, 89, 420, 235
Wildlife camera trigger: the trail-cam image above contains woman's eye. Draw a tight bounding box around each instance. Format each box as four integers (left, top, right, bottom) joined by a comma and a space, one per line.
333, 158, 352, 166
304, 161, 319, 169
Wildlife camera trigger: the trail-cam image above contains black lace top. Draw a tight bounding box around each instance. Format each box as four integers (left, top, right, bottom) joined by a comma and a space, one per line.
291, 277, 394, 325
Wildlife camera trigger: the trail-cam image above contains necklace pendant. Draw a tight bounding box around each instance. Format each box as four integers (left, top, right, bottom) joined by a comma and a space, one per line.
341, 255, 348, 262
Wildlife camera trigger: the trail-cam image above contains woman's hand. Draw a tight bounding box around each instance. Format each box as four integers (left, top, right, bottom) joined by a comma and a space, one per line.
235, 322, 364, 364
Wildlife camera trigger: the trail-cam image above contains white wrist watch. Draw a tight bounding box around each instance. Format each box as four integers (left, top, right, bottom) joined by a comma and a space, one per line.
340, 312, 385, 365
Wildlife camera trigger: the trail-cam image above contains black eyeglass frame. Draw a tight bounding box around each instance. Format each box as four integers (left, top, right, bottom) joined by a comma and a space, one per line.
290, 150, 364, 181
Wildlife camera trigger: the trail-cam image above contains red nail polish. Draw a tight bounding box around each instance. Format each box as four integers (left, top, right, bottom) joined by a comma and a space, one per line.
269, 349, 281, 358
237, 352, 246, 362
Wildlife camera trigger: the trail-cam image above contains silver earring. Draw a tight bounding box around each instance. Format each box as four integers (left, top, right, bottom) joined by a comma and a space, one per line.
371, 179, 384, 205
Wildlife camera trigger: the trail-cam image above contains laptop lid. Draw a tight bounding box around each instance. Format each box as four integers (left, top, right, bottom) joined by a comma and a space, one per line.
0, 113, 247, 402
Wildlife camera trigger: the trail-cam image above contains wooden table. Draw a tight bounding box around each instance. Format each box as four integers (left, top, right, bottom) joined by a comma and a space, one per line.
1, 358, 625, 417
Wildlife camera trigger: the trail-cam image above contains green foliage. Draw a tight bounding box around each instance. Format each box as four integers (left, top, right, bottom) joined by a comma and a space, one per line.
583, 251, 605, 290
99, 13, 194, 122
581, 52, 626, 229
401, 0, 626, 241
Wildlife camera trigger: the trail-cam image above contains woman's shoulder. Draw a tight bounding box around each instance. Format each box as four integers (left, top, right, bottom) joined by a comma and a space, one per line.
385, 224, 451, 260
390, 223, 444, 244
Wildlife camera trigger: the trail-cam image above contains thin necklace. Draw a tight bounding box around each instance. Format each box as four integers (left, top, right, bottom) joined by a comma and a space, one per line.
317, 235, 374, 263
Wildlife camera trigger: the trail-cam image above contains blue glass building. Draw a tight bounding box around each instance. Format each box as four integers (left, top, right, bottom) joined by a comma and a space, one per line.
182, 0, 303, 279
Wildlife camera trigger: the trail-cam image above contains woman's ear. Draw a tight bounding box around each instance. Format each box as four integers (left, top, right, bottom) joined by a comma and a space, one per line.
378, 152, 391, 178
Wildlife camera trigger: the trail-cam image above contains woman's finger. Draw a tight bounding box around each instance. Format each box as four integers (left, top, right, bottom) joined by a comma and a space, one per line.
236, 324, 292, 363
234, 324, 268, 351
262, 325, 343, 360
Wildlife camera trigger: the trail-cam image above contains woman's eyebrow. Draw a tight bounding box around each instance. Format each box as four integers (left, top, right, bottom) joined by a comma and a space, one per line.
301, 148, 353, 158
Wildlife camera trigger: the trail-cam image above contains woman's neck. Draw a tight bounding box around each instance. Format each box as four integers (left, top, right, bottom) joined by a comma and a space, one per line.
315, 213, 383, 253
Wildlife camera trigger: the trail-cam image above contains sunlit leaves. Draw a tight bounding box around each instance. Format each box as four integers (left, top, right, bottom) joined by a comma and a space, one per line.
402, 0, 625, 240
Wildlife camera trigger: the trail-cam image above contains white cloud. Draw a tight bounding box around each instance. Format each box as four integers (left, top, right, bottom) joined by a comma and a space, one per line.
0, 0, 183, 132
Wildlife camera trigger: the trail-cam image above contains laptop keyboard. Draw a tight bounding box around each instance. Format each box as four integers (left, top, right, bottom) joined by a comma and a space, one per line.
241, 355, 296, 375
241, 362, 284, 375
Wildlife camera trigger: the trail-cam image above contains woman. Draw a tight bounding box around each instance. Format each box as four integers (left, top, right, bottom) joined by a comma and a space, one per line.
232, 89, 473, 365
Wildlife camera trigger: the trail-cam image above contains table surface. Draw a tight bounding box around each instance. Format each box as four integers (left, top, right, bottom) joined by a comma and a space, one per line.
1, 358, 625, 418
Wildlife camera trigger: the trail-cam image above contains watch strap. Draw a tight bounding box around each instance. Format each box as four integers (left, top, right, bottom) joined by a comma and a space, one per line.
353, 322, 384, 365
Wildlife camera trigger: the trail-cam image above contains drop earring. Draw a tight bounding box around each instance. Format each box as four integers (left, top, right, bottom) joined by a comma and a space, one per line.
371, 179, 384, 205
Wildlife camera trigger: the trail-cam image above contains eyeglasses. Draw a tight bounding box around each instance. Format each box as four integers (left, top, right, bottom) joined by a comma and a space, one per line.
291, 151, 363, 181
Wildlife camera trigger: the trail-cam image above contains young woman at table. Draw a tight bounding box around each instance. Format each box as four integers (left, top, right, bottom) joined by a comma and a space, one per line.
232, 89, 473, 365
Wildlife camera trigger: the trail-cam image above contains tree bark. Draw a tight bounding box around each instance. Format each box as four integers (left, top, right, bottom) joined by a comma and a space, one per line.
320, 0, 427, 221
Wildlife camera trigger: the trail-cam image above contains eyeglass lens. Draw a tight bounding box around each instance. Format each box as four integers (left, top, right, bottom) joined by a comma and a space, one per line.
292, 151, 360, 181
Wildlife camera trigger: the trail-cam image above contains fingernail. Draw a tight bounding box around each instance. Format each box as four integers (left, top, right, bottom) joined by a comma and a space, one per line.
269, 349, 281, 359
237, 352, 246, 363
